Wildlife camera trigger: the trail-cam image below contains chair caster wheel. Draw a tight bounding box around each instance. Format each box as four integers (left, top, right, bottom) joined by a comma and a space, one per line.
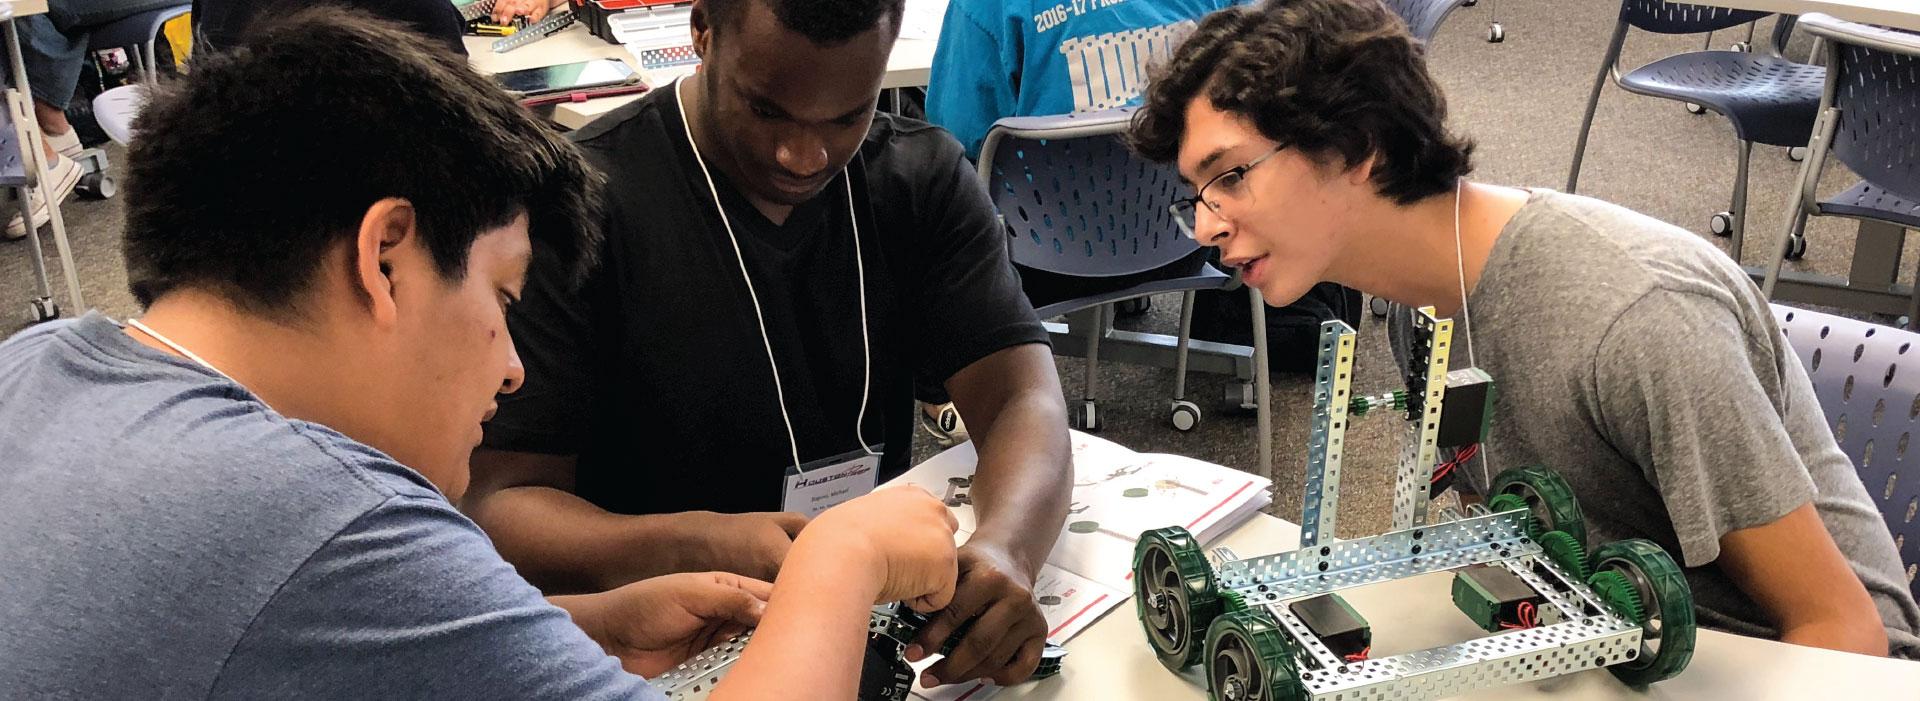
1170, 401, 1200, 432
1487, 22, 1504, 43
1787, 146, 1807, 162
1709, 212, 1734, 237
1076, 400, 1102, 432
28, 297, 59, 323
1226, 383, 1257, 411
76, 172, 115, 200
1685, 102, 1706, 114
1730, 41, 1751, 52
1369, 295, 1390, 318
1462, 0, 1477, 6
1784, 235, 1807, 261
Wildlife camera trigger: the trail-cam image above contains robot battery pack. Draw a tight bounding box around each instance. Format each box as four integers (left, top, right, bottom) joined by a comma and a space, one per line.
1436, 367, 1494, 449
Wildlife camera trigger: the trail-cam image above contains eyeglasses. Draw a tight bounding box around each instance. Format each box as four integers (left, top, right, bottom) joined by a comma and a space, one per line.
1170, 144, 1286, 239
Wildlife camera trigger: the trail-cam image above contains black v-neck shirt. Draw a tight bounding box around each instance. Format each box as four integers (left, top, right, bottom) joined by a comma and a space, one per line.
483, 86, 1046, 515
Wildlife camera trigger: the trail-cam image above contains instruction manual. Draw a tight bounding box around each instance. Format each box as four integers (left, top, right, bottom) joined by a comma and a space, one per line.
886, 431, 1273, 701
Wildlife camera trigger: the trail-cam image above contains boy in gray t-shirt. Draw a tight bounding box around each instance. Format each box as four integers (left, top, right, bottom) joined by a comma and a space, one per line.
1, 10, 963, 699
1128, 0, 1918, 658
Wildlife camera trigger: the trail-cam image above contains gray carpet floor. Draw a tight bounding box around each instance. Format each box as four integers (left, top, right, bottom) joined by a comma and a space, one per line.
1, 0, 1908, 538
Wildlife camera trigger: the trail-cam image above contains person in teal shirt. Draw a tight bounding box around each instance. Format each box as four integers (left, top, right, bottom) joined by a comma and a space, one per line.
926, 0, 1239, 159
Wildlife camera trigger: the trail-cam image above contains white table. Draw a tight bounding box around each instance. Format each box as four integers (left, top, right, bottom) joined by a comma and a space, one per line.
996, 514, 1920, 700
465, 24, 938, 130
1690, 0, 1920, 32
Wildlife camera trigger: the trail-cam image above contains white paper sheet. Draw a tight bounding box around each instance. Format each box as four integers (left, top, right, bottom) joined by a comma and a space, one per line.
887, 431, 1273, 591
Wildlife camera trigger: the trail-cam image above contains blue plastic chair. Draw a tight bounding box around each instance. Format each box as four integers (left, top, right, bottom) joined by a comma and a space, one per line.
1379, 0, 1472, 44
1567, 1, 1823, 262
978, 108, 1273, 474
1761, 15, 1920, 326
86, 4, 189, 83
1773, 304, 1920, 602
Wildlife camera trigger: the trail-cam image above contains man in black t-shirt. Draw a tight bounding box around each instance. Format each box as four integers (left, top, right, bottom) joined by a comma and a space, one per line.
465, 0, 1073, 689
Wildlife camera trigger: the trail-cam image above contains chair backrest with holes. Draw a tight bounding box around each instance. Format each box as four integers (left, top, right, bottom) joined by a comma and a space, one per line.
1800, 14, 1920, 202
1773, 304, 1920, 599
1377, 0, 1469, 43
1619, 0, 1768, 34
978, 109, 1199, 278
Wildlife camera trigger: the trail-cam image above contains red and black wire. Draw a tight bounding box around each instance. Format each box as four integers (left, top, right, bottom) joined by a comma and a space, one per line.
1431, 444, 1480, 483
1499, 601, 1538, 630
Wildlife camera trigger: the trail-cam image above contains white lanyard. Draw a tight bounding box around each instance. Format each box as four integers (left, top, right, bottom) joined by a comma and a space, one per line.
673, 76, 875, 471
126, 317, 234, 382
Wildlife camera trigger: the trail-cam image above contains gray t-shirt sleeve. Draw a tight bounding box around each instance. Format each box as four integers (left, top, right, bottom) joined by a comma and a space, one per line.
209, 494, 665, 700
1592, 288, 1818, 568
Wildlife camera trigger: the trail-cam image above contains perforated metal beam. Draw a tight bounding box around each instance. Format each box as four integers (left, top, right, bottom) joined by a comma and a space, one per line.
1290, 617, 1642, 701
1301, 320, 1358, 548
1392, 307, 1454, 531
1218, 510, 1536, 602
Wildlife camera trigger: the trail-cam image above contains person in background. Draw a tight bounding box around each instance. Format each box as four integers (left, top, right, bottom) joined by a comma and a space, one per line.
0, 10, 962, 698
1130, 0, 1919, 657
925, 0, 1235, 160
466, 0, 1073, 689
3, 0, 181, 239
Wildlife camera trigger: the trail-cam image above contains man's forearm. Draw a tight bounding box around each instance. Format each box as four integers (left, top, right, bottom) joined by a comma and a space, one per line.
466, 486, 691, 594
964, 388, 1071, 576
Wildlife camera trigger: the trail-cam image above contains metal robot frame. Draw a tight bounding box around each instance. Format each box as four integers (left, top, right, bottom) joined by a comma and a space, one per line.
1133, 308, 1695, 701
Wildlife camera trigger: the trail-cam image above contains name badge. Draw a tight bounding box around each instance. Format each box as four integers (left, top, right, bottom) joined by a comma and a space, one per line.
782, 444, 883, 518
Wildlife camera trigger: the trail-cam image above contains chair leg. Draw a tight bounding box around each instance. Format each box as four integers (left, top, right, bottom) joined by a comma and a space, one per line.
14, 184, 51, 298
1568, 22, 1628, 193
1729, 139, 1754, 261
1249, 287, 1272, 478
1082, 304, 1102, 405
1908, 254, 1920, 331
1173, 291, 1196, 402
1763, 108, 1837, 298
1761, 210, 1811, 298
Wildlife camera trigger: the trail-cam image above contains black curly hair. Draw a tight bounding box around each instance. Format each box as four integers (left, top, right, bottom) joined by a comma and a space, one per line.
704, 0, 905, 45
1129, 0, 1473, 204
124, 6, 602, 316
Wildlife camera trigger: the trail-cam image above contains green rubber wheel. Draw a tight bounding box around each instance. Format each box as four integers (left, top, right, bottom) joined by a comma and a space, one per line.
1538, 530, 1590, 581
1135, 526, 1223, 671
1590, 539, 1695, 686
1490, 466, 1588, 552
1204, 609, 1306, 701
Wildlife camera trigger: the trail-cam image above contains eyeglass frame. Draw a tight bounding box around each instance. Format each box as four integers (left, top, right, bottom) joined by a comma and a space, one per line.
1169, 143, 1287, 239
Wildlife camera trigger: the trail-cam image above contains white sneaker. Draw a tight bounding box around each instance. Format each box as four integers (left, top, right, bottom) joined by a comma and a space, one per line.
5, 155, 83, 239
44, 129, 82, 159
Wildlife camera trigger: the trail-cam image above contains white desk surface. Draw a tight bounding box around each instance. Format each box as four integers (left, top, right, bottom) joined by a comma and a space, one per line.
1690, 0, 1920, 32
991, 514, 1920, 701
466, 25, 937, 131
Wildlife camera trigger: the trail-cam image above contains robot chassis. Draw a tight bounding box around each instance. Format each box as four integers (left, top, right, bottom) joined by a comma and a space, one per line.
1132, 308, 1696, 701
652, 602, 1067, 700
